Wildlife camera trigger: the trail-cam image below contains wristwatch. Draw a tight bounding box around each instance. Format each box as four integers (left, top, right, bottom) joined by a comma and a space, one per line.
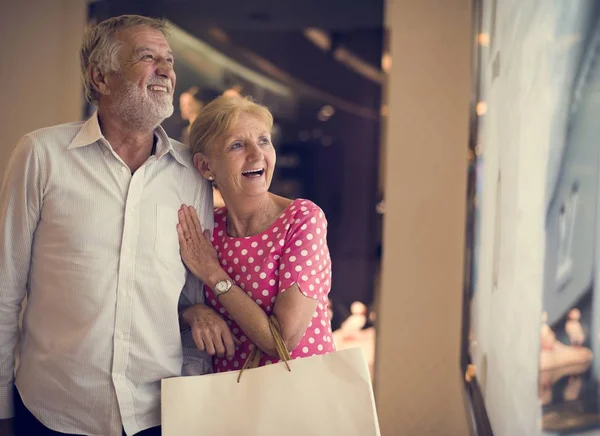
213, 279, 233, 297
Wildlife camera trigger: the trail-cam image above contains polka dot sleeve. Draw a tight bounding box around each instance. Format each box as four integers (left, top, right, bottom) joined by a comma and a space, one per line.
278, 203, 331, 300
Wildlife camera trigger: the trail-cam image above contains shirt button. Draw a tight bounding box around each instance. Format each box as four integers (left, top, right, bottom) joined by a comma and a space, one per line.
121, 167, 127, 173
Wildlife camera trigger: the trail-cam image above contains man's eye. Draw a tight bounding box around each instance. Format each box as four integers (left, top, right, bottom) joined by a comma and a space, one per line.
167, 58, 175, 64
142, 54, 154, 61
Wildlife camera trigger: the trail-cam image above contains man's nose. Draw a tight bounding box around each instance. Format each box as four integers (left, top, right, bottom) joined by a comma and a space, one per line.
156, 58, 174, 77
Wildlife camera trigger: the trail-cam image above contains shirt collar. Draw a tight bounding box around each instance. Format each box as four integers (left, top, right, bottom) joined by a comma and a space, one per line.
67, 111, 190, 168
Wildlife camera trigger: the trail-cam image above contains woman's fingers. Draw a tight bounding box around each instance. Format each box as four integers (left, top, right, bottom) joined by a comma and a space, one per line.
181, 206, 198, 238
178, 206, 191, 237
192, 330, 206, 352
203, 335, 217, 356
213, 335, 226, 358
176, 223, 187, 250
188, 205, 204, 235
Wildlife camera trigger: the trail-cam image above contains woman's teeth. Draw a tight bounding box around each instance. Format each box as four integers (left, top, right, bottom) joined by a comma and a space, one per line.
242, 169, 264, 178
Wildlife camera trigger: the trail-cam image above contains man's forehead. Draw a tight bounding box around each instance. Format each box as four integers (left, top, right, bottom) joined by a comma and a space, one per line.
117, 25, 171, 51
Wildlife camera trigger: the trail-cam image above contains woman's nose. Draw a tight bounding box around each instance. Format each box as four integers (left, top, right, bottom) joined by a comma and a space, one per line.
246, 142, 262, 160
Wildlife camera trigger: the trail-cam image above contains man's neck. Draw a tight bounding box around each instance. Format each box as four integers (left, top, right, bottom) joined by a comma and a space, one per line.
98, 108, 156, 151
97, 107, 159, 172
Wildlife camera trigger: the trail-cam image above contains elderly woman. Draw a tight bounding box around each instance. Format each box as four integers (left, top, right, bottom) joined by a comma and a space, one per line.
176, 96, 334, 371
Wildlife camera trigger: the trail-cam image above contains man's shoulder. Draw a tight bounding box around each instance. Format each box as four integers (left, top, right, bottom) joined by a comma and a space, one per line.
167, 136, 193, 159
23, 120, 87, 149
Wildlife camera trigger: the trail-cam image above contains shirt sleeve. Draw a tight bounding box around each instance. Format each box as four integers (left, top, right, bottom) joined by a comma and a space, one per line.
278, 203, 332, 300
198, 178, 214, 236
0, 135, 43, 418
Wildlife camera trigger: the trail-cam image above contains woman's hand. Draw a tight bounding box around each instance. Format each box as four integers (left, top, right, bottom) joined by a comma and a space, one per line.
177, 205, 223, 283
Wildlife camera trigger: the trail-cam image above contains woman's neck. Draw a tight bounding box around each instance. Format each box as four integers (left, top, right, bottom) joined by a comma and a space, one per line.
224, 193, 283, 237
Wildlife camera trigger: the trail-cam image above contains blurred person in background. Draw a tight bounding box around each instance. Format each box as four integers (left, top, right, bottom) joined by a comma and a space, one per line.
179, 86, 204, 144
179, 86, 221, 144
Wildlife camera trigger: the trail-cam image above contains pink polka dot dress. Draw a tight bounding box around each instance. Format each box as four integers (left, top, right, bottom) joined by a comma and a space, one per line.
207, 198, 335, 372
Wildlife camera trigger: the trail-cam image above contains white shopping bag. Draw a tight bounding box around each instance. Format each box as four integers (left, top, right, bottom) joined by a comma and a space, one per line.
162, 347, 381, 436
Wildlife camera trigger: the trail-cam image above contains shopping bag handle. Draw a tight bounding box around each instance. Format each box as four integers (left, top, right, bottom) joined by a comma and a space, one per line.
237, 315, 292, 383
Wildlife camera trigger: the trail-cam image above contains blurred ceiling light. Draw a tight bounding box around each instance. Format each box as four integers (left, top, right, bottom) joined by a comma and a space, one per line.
333, 47, 384, 84
208, 26, 230, 44
240, 50, 376, 119
303, 28, 331, 52
477, 33, 490, 46
381, 52, 392, 73
476, 101, 487, 116
304, 27, 383, 84
167, 23, 292, 98
318, 105, 335, 121
320, 105, 335, 117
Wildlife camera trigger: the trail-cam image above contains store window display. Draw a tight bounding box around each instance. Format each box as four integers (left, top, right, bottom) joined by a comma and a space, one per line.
463, 1, 600, 434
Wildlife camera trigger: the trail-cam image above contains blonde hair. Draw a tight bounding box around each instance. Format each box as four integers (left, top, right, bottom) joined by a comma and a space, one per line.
80, 15, 168, 104
189, 95, 274, 155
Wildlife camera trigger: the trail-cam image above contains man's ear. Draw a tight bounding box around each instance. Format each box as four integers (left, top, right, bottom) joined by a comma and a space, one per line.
193, 153, 214, 181
90, 65, 112, 97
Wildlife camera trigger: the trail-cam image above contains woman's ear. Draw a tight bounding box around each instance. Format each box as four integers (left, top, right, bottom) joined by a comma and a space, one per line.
193, 153, 214, 181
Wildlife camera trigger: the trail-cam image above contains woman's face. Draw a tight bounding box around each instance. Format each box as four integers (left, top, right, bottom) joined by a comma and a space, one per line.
205, 112, 275, 201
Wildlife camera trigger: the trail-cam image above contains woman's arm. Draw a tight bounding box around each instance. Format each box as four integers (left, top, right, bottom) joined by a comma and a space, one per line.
205, 270, 317, 357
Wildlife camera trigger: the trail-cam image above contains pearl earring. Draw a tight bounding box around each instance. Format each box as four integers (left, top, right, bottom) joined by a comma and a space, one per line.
208, 176, 214, 181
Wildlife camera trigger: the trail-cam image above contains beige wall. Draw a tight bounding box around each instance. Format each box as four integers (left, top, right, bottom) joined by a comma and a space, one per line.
375, 1, 472, 435
0, 0, 87, 182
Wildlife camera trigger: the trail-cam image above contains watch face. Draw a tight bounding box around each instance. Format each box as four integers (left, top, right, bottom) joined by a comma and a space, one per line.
216, 280, 229, 293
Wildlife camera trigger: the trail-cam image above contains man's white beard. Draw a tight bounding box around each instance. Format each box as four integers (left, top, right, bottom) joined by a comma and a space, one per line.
111, 78, 174, 130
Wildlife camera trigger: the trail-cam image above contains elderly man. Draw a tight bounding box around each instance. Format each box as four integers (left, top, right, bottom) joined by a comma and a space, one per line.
0, 15, 235, 436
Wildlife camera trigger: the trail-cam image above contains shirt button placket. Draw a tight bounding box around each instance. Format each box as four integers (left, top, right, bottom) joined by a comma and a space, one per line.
112, 166, 145, 427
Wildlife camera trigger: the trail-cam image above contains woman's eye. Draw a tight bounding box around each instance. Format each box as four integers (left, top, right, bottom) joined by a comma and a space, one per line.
259, 137, 271, 145
230, 142, 242, 150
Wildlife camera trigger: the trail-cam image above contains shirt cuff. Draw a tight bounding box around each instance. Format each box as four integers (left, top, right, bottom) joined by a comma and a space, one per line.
0, 383, 14, 419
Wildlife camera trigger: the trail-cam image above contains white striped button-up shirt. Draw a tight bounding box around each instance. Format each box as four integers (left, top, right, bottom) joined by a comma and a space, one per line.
0, 112, 213, 435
